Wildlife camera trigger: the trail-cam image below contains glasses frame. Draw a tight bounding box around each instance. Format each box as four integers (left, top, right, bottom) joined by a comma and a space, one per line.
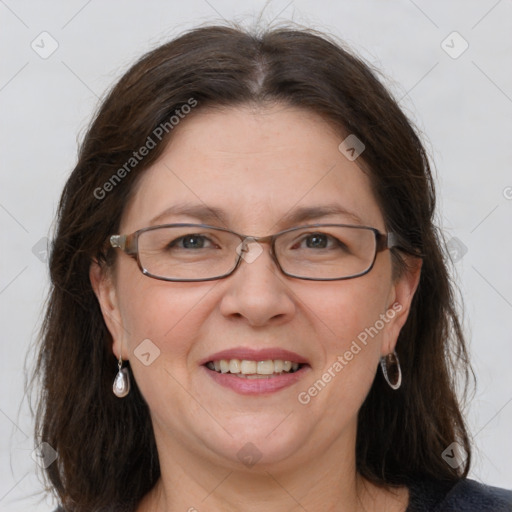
109, 222, 406, 282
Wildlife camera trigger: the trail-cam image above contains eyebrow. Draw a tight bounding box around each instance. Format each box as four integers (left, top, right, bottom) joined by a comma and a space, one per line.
149, 203, 229, 226
148, 202, 365, 228
278, 204, 364, 227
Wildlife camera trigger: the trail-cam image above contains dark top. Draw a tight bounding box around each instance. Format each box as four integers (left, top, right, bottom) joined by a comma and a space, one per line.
406, 478, 512, 511
53, 478, 512, 511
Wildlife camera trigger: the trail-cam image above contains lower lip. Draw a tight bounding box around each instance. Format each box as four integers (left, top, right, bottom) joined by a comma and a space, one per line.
202, 365, 310, 395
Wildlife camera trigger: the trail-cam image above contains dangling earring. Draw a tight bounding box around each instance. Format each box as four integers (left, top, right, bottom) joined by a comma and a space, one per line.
113, 353, 130, 398
380, 350, 402, 390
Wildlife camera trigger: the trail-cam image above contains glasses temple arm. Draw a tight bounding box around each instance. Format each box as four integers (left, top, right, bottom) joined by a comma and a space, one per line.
110, 234, 127, 250
110, 234, 138, 256
385, 232, 424, 258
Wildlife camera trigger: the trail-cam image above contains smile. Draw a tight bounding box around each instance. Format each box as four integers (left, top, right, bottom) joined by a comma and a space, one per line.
203, 359, 310, 394
205, 358, 303, 377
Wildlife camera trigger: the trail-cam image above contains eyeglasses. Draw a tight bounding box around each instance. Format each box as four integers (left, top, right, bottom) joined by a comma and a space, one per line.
109, 223, 404, 282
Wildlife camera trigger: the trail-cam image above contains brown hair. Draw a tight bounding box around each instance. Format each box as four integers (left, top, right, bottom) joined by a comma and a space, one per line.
32, 23, 473, 511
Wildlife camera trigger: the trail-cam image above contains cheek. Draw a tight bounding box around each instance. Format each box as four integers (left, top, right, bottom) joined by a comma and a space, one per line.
116, 278, 220, 417
294, 309, 382, 426
295, 270, 392, 405
299, 273, 390, 350
116, 266, 217, 363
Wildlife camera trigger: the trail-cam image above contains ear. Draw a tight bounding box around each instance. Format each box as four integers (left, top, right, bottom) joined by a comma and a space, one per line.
89, 260, 128, 361
381, 256, 423, 356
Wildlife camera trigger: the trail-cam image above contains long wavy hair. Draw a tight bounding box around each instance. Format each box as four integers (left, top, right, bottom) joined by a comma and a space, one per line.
31, 23, 473, 511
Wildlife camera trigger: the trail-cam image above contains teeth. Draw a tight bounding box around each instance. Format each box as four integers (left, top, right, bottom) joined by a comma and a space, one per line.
206, 359, 302, 375
257, 360, 274, 375
229, 359, 241, 374
240, 360, 257, 374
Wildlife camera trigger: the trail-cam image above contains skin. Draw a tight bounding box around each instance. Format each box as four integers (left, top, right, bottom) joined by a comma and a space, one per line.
91, 104, 422, 512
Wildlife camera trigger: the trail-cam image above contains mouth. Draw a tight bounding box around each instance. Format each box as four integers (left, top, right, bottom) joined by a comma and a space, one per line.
200, 348, 310, 394
204, 358, 306, 378
202, 356, 311, 396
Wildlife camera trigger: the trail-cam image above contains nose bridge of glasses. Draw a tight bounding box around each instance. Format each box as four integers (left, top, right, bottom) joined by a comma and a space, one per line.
235, 233, 276, 266
239, 233, 274, 247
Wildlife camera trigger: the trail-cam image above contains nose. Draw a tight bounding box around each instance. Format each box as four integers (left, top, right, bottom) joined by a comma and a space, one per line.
218, 239, 296, 327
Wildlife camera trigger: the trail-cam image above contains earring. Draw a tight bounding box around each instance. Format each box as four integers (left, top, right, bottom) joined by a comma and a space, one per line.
113, 353, 130, 398
380, 350, 402, 390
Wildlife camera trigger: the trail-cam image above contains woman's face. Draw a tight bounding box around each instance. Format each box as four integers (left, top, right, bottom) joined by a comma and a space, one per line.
92, 104, 420, 473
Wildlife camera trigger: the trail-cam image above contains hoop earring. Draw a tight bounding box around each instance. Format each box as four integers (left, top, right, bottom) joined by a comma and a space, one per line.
380, 350, 402, 390
113, 353, 130, 398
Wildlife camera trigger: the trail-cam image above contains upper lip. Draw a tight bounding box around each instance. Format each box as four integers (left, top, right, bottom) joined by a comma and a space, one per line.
200, 347, 310, 366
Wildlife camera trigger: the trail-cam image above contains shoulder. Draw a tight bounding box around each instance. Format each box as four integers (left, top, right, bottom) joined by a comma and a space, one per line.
407, 477, 512, 511
440, 479, 512, 511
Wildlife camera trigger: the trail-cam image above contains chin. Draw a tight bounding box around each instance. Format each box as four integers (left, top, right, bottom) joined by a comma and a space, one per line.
201, 417, 310, 470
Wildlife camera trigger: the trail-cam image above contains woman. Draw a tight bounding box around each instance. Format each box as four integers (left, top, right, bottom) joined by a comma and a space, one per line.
33, 23, 512, 511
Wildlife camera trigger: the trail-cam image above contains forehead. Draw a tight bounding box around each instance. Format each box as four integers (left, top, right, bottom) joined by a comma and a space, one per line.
121, 104, 384, 234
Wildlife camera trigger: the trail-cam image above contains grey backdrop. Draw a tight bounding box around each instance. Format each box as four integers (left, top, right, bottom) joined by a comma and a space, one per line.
1, 0, 511, 510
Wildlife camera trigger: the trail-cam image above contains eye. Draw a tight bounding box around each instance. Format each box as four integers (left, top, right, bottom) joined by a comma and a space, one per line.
293, 233, 340, 250
170, 234, 214, 249
303, 233, 330, 249
288, 231, 350, 253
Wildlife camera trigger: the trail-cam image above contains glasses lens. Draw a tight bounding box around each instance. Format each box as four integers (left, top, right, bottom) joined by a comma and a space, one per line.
137, 226, 240, 280
275, 225, 377, 279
